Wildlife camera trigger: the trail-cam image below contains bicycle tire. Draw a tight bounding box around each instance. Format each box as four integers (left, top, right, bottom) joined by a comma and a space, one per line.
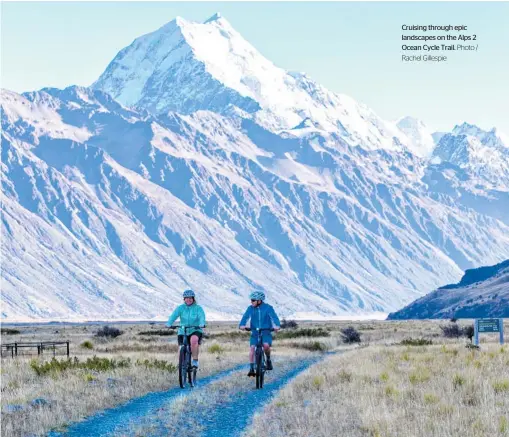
187, 356, 195, 388
178, 346, 187, 389
255, 347, 264, 389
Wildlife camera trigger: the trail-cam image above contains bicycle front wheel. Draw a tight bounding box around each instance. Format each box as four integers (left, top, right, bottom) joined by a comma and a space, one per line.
178, 346, 187, 389
255, 347, 265, 389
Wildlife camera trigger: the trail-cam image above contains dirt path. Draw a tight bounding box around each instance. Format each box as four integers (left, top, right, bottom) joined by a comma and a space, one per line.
48, 353, 336, 437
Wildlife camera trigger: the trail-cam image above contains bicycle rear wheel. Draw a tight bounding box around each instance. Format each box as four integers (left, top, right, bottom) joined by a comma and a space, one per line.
178, 346, 187, 389
255, 347, 265, 389
187, 359, 196, 388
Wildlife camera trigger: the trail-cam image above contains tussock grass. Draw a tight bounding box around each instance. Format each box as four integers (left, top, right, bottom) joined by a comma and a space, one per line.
247, 340, 509, 437
399, 337, 433, 346
275, 328, 330, 339
3, 319, 507, 437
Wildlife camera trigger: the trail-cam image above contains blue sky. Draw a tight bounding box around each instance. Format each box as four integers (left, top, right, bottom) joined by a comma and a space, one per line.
2, 2, 508, 133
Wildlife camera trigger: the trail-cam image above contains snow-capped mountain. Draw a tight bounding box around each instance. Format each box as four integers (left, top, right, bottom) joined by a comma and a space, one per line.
431, 122, 509, 189
396, 116, 435, 158
93, 14, 413, 155
2, 14, 509, 321
387, 259, 509, 319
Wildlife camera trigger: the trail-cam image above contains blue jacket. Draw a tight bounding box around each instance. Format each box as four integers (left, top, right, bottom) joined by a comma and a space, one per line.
239, 302, 281, 330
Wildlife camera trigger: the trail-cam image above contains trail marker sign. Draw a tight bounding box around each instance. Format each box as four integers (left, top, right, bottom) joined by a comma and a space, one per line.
474, 319, 504, 345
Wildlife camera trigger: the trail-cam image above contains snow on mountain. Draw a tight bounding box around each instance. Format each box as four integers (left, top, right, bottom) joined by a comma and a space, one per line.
93, 14, 414, 156
3, 84, 509, 322
2, 14, 509, 322
431, 122, 509, 189
396, 116, 436, 158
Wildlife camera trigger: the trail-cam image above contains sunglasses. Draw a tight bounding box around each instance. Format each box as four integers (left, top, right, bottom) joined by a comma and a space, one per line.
251, 299, 258, 302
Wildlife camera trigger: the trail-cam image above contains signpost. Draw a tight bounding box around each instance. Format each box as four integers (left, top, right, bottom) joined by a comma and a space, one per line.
474, 318, 504, 346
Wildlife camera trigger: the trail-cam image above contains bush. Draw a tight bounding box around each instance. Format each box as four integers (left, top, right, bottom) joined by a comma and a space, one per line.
276, 328, 330, 339
135, 359, 176, 372
1, 328, 20, 335
280, 319, 298, 329
399, 338, 433, 346
463, 325, 475, 342
288, 341, 328, 351
80, 341, 93, 349
95, 325, 123, 338
440, 323, 463, 338
440, 323, 475, 341
30, 356, 131, 376
138, 329, 175, 336
207, 331, 250, 340
340, 326, 361, 344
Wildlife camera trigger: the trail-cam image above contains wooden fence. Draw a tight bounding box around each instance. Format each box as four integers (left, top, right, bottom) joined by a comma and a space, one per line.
1, 341, 70, 358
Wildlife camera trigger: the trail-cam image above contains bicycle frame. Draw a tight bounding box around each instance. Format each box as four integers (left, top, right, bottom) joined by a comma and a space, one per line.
245, 327, 273, 389
170, 325, 203, 389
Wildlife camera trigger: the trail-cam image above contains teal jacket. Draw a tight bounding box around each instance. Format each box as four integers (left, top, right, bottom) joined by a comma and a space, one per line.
166, 302, 206, 336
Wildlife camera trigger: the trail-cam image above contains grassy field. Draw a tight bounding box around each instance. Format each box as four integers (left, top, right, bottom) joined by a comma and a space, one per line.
1, 319, 508, 436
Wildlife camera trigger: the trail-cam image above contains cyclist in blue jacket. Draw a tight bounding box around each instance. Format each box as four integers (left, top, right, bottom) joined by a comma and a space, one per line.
239, 291, 281, 376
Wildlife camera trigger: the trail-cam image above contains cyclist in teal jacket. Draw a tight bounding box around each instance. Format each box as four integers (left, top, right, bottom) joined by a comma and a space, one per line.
166, 290, 206, 369
239, 291, 281, 376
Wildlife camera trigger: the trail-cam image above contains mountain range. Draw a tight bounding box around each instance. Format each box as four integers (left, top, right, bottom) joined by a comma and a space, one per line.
387, 259, 509, 319
2, 14, 508, 321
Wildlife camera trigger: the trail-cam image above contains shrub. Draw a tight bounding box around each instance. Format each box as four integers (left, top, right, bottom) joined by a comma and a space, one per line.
30, 356, 131, 376
276, 328, 330, 339
135, 359, 176, 372
463, 325, 475, 342
289, 341, 328, 351
440, 323, 463, 338
138, 329, 176, 336
95, 325, 123, 338
80, 341, 93, 349
399, 338, 433, 346
207, 331, 250, 340
340, 326, 361, 344
280, 318, 298, 329
1, 328, 20, 335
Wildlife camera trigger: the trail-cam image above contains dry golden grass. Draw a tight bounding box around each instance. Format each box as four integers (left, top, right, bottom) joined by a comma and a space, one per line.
0, 322, 246, 436
246, 337, 509, 437
2, 319, 507, 437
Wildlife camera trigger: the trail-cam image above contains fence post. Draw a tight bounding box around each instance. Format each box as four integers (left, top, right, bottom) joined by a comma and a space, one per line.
37, 345, 41, 355
11, 346, 14, 358
66, 341, 70, 357
14, 342, 18, 356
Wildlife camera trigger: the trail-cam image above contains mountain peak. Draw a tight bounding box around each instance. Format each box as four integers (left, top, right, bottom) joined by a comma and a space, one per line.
204, 12, 222, 23
396, 116, 435, 158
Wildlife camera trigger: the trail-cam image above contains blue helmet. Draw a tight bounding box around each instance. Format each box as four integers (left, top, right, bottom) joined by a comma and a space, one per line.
249, 291, 265, 301
183, 289, 196, 299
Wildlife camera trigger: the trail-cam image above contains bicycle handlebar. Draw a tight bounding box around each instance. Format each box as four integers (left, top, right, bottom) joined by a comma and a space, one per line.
169, 325, 205, 330
243, 327, 275, 332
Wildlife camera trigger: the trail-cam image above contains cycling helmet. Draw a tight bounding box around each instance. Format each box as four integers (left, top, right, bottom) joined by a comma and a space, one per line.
183, 289, 196, 298
249, 291, 265, 301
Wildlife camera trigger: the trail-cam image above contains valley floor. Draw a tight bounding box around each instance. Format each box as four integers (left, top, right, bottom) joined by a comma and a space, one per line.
1, 320, 508, 437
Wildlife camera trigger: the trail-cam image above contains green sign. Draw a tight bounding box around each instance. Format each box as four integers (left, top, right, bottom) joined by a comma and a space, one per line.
478, 319, 500, 333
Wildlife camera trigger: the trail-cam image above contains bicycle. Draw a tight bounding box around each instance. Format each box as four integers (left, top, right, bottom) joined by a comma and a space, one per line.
244, 327, 274, 389
170, 325, 204, 388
